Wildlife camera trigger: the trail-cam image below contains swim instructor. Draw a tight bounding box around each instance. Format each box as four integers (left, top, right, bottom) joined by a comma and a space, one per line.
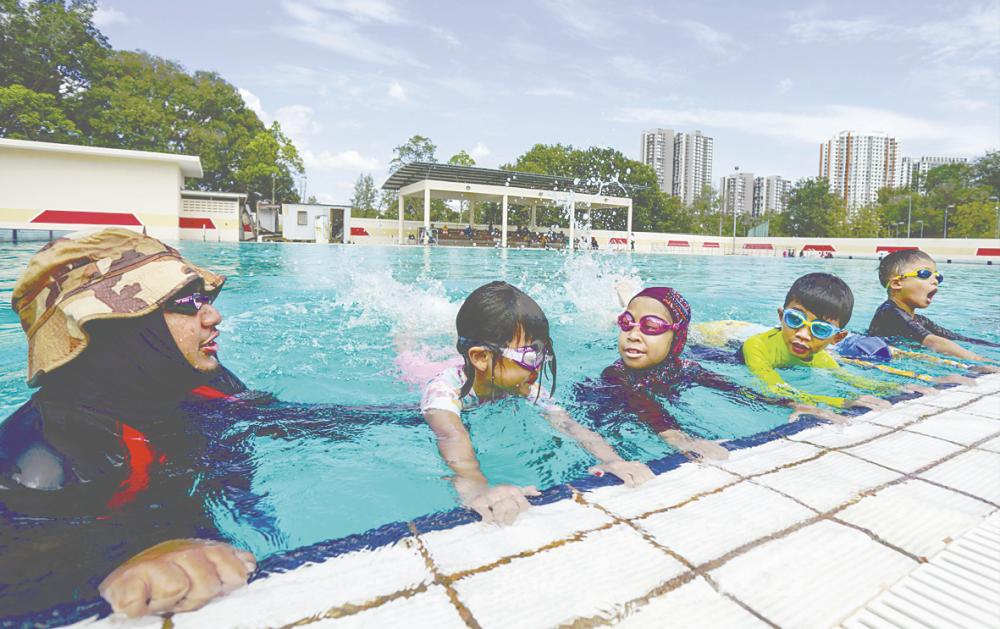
0, 228, 255, 618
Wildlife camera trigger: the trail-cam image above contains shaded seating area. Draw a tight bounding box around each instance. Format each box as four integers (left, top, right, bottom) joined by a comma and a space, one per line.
382, 163, 634, 251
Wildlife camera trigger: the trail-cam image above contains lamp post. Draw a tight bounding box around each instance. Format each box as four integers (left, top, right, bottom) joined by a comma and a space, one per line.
991, 196, 999, 239
917, 219, 924, 239
906, 195, 912, 238
944, 204, 954, 239
732, 166, 739, 255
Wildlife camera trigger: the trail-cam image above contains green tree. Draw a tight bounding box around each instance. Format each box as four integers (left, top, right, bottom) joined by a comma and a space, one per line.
0, 0, 109, 98
973, 150, 1000, 198
71, 50, 301, 200
231, 122, 303, 203
687, 185, 722, 236
350, 173, 379, 218
503, 143, 661, 231
952, 200, 998, 238
783, 178, 844, 237
447, 150, 475, 166
0, 84, 80, 141
389, 135, 437, 173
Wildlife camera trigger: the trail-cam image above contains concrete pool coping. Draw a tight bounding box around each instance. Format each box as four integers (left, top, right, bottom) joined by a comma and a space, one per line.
29, 373, 1000, 628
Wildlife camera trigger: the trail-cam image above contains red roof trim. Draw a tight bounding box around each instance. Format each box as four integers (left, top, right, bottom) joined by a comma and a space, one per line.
876, 245, 919, 253
667, 240, 690, 247
802, 244, 836, 252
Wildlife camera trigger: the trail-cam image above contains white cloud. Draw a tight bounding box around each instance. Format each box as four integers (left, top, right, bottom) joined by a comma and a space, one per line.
275, 105, 322, 143
437, 77, 486, 100
430, 26, 460, 47
92, 4, 127, 27
470, 143, 491, 161
238, 88, 269, 123
303, 149, 379, 172
525, 87, 576, 98
787, 18, 882, 43
314, 0, 404, 23
614, 105, 998, 155
678, 20, 746, 57
778, 78, 794, 94
541, 0, 616, 39
278, 1, 424, 67
388, 80, 407, 102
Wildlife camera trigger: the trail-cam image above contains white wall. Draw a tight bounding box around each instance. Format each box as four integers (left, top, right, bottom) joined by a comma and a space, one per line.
0, 147, 185, 241
180, 196, 242, 242
344, 217, 1000, 260
282, 204, 350, 242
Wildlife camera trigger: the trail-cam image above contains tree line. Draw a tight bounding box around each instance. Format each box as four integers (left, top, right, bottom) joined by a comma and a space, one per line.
0, 0, 302, 203
353, 136, 999, 240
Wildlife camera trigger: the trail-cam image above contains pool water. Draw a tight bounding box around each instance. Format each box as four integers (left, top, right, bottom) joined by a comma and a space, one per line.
1, 243, 998, 560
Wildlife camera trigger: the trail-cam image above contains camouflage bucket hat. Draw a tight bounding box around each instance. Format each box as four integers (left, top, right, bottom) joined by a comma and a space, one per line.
11, 228, 225, 386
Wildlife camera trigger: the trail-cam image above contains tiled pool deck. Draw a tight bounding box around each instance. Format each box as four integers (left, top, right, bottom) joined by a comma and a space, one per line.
61, 374, 1000, 629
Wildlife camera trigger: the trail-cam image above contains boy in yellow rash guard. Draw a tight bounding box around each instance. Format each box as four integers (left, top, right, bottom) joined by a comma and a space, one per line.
741, 273, 902, 411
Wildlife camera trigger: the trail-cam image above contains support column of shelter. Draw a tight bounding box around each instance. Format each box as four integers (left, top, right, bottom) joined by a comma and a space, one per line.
398, 195, 404, 244
530, 203, 537, 229
626, 199, 633, 246
501, 195, 508, 248
423, 185, 431, 244
470, 200, 476, 226
569, 201, 575, 252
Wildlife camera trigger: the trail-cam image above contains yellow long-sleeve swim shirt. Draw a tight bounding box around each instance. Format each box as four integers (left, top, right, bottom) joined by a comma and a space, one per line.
740, 328, 848, 407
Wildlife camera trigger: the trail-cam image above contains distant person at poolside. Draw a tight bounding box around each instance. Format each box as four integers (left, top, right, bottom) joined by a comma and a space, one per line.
739, 273, 914, 410
420, 282, 653, 525
629, 232, 635, 251
868, 250, 1000, 365
590, 236, 599, 250
0, 229, 258, 618
575, 286, 841, 461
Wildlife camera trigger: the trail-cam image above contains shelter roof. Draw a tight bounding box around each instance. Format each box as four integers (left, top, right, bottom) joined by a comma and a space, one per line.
381, 162, 641, 197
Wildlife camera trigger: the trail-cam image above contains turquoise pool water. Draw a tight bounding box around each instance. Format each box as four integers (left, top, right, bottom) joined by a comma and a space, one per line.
2, 243, 998, 558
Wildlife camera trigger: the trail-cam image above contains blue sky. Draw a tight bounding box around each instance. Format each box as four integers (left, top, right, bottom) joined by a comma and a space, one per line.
93, 1, 1000, 203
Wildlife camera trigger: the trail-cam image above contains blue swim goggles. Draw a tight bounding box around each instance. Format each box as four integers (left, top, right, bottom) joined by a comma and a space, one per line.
782, 308, 841, 340
890, 268, 943, 284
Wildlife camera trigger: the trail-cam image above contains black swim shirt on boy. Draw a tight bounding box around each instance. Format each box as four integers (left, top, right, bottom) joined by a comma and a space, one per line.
867, 300, 999, 347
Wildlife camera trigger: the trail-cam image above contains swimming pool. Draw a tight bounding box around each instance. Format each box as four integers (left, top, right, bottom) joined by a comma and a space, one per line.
2, 243, 998, 563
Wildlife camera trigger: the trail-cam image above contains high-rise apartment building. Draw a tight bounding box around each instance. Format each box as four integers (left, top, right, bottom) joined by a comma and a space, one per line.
719, 171, 755, 216
753, 176, 792, 215
819, 131, 900, 211
899, 156, 968, 193
640, 128, 714, 206
640, 128, 675, 194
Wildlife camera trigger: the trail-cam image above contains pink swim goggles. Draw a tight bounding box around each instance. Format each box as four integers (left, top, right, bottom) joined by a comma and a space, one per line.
617, 311, 686, 335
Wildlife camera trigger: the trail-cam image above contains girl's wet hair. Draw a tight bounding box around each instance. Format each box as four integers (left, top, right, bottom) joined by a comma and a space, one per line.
455, 281, 557, 399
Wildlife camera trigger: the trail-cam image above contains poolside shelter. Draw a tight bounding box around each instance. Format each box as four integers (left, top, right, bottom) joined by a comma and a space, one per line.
381, 163, 634, 251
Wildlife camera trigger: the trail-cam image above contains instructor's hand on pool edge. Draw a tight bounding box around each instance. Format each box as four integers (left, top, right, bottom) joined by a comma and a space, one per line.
99, 539, 256, 618
464, 484, 541, 526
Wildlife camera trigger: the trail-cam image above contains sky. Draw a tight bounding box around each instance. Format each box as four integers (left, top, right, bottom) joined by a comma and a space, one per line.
92, 0, 1000, 203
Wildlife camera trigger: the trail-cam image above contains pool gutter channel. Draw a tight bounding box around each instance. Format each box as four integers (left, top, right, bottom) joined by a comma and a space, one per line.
31, 373, 1000, 628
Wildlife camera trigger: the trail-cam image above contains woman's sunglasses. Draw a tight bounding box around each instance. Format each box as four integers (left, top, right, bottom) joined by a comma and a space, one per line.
891, 268, 944, 284
164, 291, 218, 315
617, 311, 685, 336
782, 308, 841, 340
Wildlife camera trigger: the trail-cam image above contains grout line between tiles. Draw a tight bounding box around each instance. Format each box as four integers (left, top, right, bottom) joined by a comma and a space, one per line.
277, 583, 431, 628
407, 523, 481, 629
